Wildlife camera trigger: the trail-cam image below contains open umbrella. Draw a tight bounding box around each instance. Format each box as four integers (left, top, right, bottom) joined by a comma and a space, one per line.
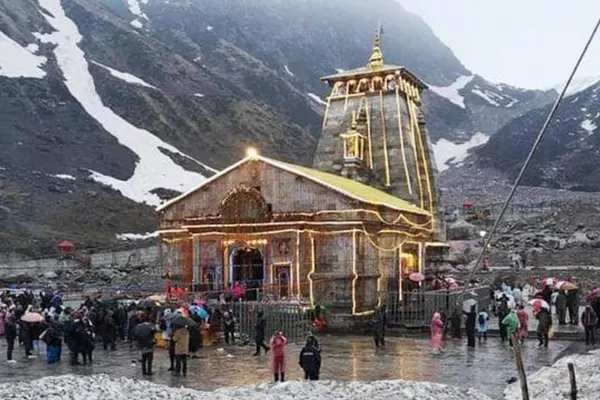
21, 312, 44, 323
147, 294, 165, 302
409, 272, 425, 282
586, 287, 600, 301
556, 281, 578, 291
133, 322, 155, 343
170, 315, 197, 329
462, 298, 477, 312
529, 298, 550, 310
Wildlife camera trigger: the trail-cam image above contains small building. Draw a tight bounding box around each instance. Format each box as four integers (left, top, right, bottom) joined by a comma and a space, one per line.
156, 32, 447, 316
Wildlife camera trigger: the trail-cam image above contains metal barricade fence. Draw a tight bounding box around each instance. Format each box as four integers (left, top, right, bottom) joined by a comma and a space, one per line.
386, 286, 491, 327
231, 298, 311, 345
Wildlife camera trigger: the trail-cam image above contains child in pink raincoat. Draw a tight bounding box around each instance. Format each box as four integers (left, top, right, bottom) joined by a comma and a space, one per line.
270, 331, 287, 382
430, 312, 444, 352
516, 305, 528, 342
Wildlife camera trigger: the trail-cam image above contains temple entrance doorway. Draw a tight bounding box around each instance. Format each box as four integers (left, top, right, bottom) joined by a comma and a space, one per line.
231, 247, 264, 301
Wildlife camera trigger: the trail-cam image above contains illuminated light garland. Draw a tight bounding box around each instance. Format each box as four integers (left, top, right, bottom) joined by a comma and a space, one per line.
181, 220, 366, 229
418, 242, 424, 274
309, 235, 315, 307
295, 231, 301, 299
409, 98, 436, 231
351, 229, 358, 314
405, 88, 424, 209
379, 90, 391, 187
182, 207, 434, 230
161, 227, 431, 249
357, 96, 374, 169
398, 244, 404, 301
395, 83, 413, 195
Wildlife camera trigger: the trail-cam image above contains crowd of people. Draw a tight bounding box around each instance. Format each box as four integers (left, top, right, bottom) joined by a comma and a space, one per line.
425, 279, 600, 353
0, 289, 323, 382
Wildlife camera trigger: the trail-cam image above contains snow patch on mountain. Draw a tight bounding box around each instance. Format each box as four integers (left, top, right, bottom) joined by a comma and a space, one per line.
206, 25, 213, 31
91, 61, 158, 90
0, 31, 47, 78
35, 0, 214, 206
284, 65, 294, 76
194, 93, 205, 98
127, 0, 148, 20
130, 19, 143, 29
52, 174, 76, 180
307, 92, 327, 106
581, 119, 597, 135
552, 76, 600, 97
429, 75, 474, 109
335, 68, 345, 73
116, 231, 157, 241
433, 132, 489, 172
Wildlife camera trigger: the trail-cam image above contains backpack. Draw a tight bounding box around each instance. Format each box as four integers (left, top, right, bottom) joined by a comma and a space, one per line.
478, 313, 485, 325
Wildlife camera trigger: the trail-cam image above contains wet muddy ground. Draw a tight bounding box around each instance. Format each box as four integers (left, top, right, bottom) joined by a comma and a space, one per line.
0, 335, 582, 399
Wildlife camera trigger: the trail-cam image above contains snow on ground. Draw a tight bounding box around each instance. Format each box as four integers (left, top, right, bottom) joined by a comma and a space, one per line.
0, 374, 493, 400
0, 31, 47, 78
35, 0, 215, 206
307, 92, 327, 106
471, 88, 501, 107
432, 132, 489, 172
91, 61, 158, 90
130, 19, 143, 29
194, 93, 205, 98
580, 119, 597, 135
52, 174, 76, 180
116, 231, 158, 240
504, 349, 600, 400
284, 65, 294, 76
429, 75, 474, 109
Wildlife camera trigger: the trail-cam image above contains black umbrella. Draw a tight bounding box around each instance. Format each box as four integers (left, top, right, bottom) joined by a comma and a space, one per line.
133, 322, 155, 342
170, 315, 196, 329
138, 299, 153, 309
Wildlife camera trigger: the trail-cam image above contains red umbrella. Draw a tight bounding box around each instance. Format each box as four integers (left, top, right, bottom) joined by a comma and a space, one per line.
409, 272, 425, 282
529, 299, 550, 310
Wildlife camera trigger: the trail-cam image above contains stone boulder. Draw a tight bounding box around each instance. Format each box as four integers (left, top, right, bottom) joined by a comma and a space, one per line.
447, 220, 478, 240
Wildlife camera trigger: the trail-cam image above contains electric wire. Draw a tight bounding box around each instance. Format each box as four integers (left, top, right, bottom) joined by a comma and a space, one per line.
458, 14, 600, 302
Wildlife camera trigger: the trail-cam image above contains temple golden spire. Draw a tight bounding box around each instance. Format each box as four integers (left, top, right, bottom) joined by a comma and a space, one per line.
367, 26, 384, 70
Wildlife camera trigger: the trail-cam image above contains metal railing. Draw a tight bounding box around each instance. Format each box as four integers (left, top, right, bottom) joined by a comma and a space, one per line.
231, 298, 312, 344
386, 285, 491, 327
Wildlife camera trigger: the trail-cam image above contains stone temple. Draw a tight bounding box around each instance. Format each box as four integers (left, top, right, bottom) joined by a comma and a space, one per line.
156, 32, 447, 316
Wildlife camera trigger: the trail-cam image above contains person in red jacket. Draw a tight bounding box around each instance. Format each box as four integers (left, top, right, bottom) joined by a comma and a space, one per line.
269, 331, 287, 382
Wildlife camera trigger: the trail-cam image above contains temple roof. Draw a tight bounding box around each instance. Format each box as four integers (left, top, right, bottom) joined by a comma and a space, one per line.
157, 154, 430, 216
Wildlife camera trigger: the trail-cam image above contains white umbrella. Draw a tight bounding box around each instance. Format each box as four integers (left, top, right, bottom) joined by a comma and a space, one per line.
462, 298, 477, 312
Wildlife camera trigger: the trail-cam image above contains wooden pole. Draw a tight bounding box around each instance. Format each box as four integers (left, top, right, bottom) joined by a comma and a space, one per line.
512, 333, 530, 400
568, 362, 577, 400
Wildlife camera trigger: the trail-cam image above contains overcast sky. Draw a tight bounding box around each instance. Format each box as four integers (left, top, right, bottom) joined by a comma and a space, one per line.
398, 0, 600, 90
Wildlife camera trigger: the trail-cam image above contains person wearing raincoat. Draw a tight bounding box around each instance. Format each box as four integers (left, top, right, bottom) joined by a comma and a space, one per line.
515, 305, 528, 342
270, 331, 287, 382
502, 309, 519, 347
430, 312, 444, 353
535, 307, 552, 348
477, 309, 489, 344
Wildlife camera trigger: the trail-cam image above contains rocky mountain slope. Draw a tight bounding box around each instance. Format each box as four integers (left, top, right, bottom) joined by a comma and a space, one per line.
475, 80, 600, 191
0, 0, 554, 256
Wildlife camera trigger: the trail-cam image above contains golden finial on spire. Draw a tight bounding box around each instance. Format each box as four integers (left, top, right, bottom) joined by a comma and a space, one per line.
367, 23, 384, 70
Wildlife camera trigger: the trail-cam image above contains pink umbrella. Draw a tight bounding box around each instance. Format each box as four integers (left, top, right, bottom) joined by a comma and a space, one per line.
542, 277, 555, 287
21, 312, 44, 323
586, 287, 600, 301
556, 281, 578, 291
528, 299, 550, 310
409, 272, 425, 282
